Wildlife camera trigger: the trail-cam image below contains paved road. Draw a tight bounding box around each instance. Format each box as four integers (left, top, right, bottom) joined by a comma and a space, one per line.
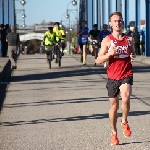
0, 54, 150, 150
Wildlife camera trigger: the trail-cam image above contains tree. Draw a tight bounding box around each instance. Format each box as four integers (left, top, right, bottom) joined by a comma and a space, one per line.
40, 19, 46, 25
27, 39, 41, 54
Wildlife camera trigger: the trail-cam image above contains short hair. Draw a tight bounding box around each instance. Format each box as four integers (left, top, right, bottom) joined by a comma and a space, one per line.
1, 24, 4, 28
93, 24, 98, 27
109, 12, 122, 22
82, 20, 86, 23
54, 22, 59, 26
103, 24, 108, 27
11, 26, 15, 30
48, 27, 53, 30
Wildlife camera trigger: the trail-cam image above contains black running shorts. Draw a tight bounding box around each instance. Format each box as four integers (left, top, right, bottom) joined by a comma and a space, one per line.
61, 42, 66, 49
79, 42, 88, 52
106, 76, 133, 98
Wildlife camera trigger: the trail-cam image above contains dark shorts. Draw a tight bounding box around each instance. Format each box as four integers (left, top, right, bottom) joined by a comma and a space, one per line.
79, 42, 88, 51
45, 45, 54, 55
60, 41, 66, 49
45, 50, 53, 55
106, 76, 133, 98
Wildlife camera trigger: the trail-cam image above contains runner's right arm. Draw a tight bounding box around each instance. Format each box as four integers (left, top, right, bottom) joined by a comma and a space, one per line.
96, 36, 116, 64
78, 28, 84, 36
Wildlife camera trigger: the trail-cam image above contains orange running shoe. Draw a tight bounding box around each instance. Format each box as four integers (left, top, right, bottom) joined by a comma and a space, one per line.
121, 121, 131, 137
111, 133, 119, 146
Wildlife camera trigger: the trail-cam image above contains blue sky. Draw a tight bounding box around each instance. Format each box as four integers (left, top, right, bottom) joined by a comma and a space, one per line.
15, 0, 145, 26
15, 0, 79, 26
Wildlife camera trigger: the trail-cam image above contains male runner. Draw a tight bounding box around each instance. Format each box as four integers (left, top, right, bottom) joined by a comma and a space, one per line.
78, 20, 89, 65
96, 12, 136, 146
78, 20, 92, 65
88, 24, 100, 55
98, 24, 111, 44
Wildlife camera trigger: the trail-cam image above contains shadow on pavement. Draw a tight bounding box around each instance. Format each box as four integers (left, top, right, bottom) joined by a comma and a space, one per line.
133, 65, 150, 73
0, 64, 12, 113
10, 63, 150, 83
0, 111, 149, 127
0, 84, 7, 113
120, 141, 150, 145
2, 95, 148, 109
132, 94, 150, 106
3, 97, 109, 108
11, 68, 107, 82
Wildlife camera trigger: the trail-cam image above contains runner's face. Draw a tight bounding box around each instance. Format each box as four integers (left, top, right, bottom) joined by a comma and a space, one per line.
55, 24, 58, 29
93, 27, 97, 30
82, 22, 86, 27
110, 15, 122, 31
103, 25, 108, 30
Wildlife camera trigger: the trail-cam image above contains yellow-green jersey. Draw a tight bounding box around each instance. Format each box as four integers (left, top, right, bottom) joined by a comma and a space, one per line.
43, 31, 56, 46
53, 27, 66, 42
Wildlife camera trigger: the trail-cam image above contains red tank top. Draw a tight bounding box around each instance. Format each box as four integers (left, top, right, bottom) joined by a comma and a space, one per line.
107, 34, 133, 80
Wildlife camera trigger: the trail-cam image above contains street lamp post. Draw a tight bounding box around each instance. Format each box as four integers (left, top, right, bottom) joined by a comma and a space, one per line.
15, 0, 27, 28
16, 20, 26, 34
20, 0, 26, 6
15, 9, 26, 27
66, 0, 78, 48
66, 9, 77, 51
60, 12, 67, 25
71, 0, 78, 31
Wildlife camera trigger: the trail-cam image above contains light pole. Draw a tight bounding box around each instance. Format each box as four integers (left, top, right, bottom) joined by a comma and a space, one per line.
15, 0, 27, 29
61, 12, 67, 22
15, 9, 26, 27
66, 0, 78, 47
16, 20, 26, 34
66, 10, 76, 32
20, 0, 26, 6
66, 9, 77, 51
71, 0, 78, 32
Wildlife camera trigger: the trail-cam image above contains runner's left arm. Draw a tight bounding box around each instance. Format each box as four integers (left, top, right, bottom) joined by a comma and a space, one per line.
129, 37, 136, 62
129, 37, 135, 55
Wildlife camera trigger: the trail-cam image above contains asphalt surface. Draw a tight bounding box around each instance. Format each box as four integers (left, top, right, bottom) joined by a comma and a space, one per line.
0, 54, 150, 150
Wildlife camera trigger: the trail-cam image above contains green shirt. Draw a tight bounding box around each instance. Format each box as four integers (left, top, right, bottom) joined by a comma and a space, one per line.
44, 31, 56, 45
53, 27, 65, 42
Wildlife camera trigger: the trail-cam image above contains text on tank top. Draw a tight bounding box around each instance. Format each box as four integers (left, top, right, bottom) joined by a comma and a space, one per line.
107, 34, 133, 80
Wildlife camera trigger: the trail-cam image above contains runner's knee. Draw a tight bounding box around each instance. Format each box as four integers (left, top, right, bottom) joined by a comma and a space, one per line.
110, 98, 119, 112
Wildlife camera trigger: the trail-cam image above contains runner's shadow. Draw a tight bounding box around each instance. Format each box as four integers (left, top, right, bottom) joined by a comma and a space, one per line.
0, 61, 11, 113
120, 142, 142, 145
120, 141, 150, 145
1, 111, 150, 126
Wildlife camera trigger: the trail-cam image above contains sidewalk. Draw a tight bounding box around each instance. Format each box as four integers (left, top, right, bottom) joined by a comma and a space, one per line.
0, 54, 149, 150
135, 55, 150, 65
